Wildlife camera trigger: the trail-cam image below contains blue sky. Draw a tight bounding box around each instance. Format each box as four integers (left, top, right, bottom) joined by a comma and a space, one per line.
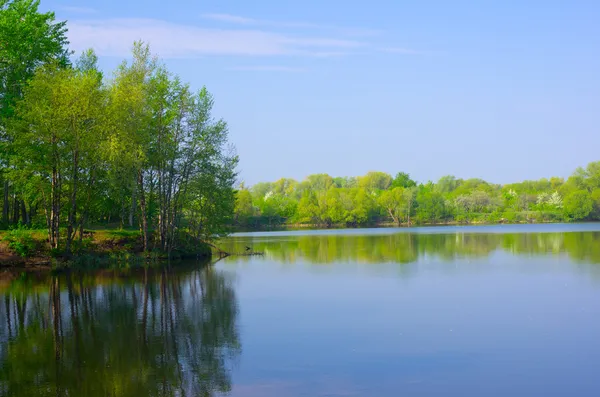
44, 0, 600, 186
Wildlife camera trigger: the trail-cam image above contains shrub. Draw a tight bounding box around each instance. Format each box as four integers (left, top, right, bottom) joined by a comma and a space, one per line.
2, 229, 36, 257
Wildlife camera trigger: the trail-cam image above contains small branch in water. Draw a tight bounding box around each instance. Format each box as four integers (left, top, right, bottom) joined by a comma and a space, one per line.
204, 242, 265, 258
233, 251, 265, 256
204, 242, 230, 258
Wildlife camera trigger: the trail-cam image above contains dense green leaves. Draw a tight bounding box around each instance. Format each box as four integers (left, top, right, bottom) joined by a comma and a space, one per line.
235, 161, 600, 228
0, 0, 69, 119
2, 35, 237, 253
563, 190, 593, 221
7, 59, 105, 250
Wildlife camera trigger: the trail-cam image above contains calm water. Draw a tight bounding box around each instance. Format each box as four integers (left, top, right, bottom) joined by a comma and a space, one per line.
2, 223, 600, 396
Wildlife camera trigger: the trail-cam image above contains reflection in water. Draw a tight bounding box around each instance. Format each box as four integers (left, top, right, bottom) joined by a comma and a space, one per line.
0, 265, 240, 397
224, 231, 600, 265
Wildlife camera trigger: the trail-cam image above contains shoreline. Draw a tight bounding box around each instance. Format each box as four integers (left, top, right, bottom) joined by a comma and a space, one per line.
0, 229, 212, 271
231, 218, 580, 233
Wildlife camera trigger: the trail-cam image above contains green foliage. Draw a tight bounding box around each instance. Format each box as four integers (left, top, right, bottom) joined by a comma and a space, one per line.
0, 0, 70, 119
237, 161, 600, 228
234, 188, 256, 225
563, 190, 594, 221
358, 171, 392, 191
2, 227, 36, 257
2, 33, 237, 256
415, 187, 448, 224
391, 172, 417, 189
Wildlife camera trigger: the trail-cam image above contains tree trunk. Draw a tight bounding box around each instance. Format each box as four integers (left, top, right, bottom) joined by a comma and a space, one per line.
138, 170, 148, 252
12, 194, 18, 224
387, 208, 399, 225
20, 200, 28, 226
157, 167, 165, 251
66, 155, 79, 254
129, 179, 136, 227
2, 180, 8, 225
50, 163, 60, 250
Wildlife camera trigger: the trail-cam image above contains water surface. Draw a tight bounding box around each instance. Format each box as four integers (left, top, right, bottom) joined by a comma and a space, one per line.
2, 223, 600, 396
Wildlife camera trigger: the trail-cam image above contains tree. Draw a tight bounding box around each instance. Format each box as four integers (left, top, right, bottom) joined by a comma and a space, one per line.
0, 0, 70, 118
350, 188, 374, 225
391, 172, 416, 189
7, 57, 105, 251
436, 175, 461, 194
333, 176, 357, 189
573, 161, 600, 192
378, 187, 405, 225
358, 171, 392, 192
107, 42, 156, 251
306, 174, 334, 191
250, 182, 273, 201
271, 178, 297, 196
234, 188, 255, 225
592, 189, 600, 218
297, 191, 319, 224
563, 190, 593, 221
0, 0, 70, 226
401, 187, 417, 225
416, 187, 448, 224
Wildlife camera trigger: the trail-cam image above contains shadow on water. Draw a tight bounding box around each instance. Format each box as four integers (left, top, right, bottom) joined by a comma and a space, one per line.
0, 261, 240, 397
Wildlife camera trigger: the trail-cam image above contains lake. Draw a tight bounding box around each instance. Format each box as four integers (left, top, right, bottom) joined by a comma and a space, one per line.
1, 223, 600, 396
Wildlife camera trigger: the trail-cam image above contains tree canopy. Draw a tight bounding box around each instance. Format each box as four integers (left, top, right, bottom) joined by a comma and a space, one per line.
0, 2, 238, 256
234, 162, 600, 228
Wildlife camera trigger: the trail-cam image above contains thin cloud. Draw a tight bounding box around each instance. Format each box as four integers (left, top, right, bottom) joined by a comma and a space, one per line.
202, 13, 256, 24
67, 18, 364, 58
61, 6, 97, 14
228, 65, 307, 72
379, 47, 440, 55
201, 13, 382, 37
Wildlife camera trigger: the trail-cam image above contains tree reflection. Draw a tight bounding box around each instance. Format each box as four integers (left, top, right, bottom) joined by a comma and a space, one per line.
225, 231, 600, 265
0, 265, 240, 397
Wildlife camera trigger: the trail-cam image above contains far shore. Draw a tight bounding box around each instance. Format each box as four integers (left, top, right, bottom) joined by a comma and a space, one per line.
232, 218, 590, 233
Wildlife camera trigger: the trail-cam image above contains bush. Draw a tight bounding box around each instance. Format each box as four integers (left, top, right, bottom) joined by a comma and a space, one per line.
2, 229, 36, 257
501, 211, 527, 223
487, 210, 503, 223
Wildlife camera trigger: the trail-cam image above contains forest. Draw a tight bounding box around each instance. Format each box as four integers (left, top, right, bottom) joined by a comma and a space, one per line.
234, 163, 600, 228
0, 1, 237, 258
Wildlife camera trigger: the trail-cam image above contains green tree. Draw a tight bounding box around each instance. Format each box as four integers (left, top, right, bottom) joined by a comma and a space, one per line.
391, 172, 416, 189
436, 175, 461, 194
415, 187, 448, 224
1, 0, 70, 226
358, 171, 392, 192
306, 173, 334, 191
234, 188, 255, 225
0, 0, 69, 118
297, 191, 319, 224
7, 57, 105, 251
563, 190, 593, 221
378, 187, 405, 225
108, 42, 157, 250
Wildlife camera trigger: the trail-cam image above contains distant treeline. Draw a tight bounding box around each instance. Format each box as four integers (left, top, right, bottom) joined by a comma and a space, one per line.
234, 162, 600, 228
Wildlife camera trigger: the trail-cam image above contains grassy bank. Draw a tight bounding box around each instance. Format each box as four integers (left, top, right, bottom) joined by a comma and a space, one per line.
0, 228, 212, 270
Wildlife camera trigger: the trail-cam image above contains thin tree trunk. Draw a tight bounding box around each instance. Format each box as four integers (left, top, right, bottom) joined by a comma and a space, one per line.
129, 178, 136, 227
12, 194, 18, 224
158, 166, 165, 251
66, 153, 79, 254
51, 163, 59, 249
20, 200, 28, 226
387, 208, 400, 225
138, 170, 148, 252
2, 180, 8, 225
